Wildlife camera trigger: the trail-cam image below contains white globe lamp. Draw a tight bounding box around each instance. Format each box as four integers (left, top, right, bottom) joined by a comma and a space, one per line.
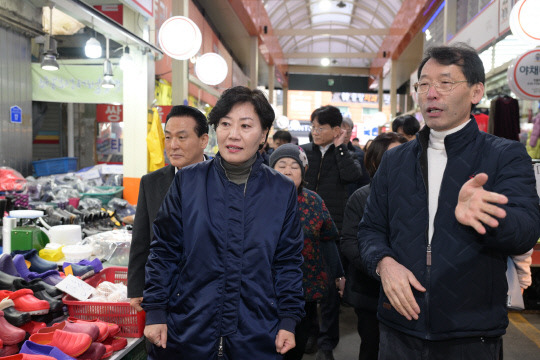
158, 16, 202, 60
195, 53, 228, 86
85, 37, 102, 58
510, 0, 540, 45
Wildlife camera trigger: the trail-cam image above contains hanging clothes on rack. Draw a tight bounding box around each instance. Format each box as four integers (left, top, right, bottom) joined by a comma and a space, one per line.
526, 112, 540, 159
488, 95, 520, 141
472, 107, 489, 132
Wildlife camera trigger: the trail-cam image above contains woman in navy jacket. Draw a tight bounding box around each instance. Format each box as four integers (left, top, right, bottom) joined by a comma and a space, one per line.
142, 86, 305, 359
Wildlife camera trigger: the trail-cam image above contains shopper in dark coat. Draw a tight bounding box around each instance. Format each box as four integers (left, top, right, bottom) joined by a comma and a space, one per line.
341, 117, 370, 196
341, 133, 406, 360
127, 105, 209, 311
359, 44, 540, 359
300, 105, 363, 360
142, 87, 305, 360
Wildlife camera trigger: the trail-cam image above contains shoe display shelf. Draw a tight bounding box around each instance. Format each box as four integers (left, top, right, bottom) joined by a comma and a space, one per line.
62, 267, 145, 338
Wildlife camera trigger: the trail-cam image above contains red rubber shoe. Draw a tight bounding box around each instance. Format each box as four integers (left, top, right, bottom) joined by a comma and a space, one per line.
66, 318, 116, 342
76, 342, 106, 360
38, 321, 100, 342
101, 336, 127, 351
29, 329, 92, 357
0, 310, 26, 345
19, 321, 47, 335
0, 289, 49, 315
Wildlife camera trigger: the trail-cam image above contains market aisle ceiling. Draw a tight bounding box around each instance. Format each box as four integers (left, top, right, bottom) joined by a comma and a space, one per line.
22, 0, 441, 91
265, 0, 402, 73
198, 0, 442, 91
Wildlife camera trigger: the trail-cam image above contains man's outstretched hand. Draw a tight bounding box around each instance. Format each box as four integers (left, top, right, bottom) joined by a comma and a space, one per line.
455, 173, 508, 234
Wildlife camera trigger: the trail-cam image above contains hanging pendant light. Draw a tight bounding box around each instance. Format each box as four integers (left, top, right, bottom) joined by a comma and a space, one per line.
119, 46, 134, 71
85, 36, 102, 58
195, 53, 228, 86
85, 19, 102, 59
41, 6, 59, 71
102, 37, 115, 88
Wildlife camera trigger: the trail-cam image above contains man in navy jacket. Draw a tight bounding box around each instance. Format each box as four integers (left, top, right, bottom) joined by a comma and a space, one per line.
358, 44, 540, 359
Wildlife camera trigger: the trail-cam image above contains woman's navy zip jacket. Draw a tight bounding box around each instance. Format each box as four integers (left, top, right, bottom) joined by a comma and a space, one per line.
143, 153, 305, 359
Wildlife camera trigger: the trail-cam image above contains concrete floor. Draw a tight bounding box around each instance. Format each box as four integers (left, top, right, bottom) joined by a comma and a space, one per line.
304, 307, 540, 360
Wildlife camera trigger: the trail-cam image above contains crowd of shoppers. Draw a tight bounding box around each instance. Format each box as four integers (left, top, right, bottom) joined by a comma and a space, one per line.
128, 43, 540, 360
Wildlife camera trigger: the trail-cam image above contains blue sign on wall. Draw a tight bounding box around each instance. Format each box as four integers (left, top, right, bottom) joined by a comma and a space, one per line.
10, 106, 22, 124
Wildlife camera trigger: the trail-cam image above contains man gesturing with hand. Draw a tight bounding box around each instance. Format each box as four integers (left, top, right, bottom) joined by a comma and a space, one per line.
358, 44, 540, 360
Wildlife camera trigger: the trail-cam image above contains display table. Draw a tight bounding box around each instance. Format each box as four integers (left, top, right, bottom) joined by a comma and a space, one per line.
110, 337, 146, 360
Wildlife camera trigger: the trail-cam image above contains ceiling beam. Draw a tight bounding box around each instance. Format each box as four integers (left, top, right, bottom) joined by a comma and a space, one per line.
45, 0, 162, 55
369, 0, 444, 86
274, 28, 390, 36
285, 52, 377, 59
287, 65, 370, 76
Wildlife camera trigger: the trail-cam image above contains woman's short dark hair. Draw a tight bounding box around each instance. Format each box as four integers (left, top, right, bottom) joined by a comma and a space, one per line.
365, 132, 407, 178
310, 105, 343, 128
208, 86, 275, 131
166, 105, 209, 137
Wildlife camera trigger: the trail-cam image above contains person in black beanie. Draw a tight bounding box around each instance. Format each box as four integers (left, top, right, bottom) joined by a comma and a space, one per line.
270, 144, 344, 360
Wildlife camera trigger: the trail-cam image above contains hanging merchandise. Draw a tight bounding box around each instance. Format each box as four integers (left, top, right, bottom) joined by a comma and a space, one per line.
147, 108, 165, 172
473, 112, 489, 132
527, 112, 540, 159
0, 167, 27, 192
489, 95, 520, 141
155, 79, 172, 106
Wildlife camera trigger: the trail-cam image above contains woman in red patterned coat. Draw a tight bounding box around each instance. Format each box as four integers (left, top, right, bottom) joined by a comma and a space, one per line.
270, 144, 344, 360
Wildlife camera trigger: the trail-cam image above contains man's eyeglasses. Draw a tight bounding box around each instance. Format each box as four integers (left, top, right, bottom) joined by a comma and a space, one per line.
310, 126, 330, 134
413, 80, 468, 94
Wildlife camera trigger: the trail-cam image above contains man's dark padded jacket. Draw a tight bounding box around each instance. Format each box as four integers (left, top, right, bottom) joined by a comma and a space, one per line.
358, 119, 540, 340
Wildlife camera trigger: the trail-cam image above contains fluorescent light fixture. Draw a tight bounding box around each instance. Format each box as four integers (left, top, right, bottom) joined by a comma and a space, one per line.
85, 37, 102, 58
41, 50, 59, 71
102, 38, 115, 88
101, 76, 115, 88
119, 46, 134, 71
320, 0, 332, 11
41, 7, 59, 71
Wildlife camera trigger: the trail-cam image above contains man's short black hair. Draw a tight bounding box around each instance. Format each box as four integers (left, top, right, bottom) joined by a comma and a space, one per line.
310, 105, 343, 128
273, 130, 292, 143
392, 115, 420, 136
208, 86, 275, 131
417, 43, 485, 85
418, 43, 485, 112
166, 105, 209, 137
391, 117, 404, 132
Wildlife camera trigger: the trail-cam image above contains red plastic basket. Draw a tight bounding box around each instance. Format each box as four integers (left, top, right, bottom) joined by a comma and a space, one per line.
62, 266, 145, 337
